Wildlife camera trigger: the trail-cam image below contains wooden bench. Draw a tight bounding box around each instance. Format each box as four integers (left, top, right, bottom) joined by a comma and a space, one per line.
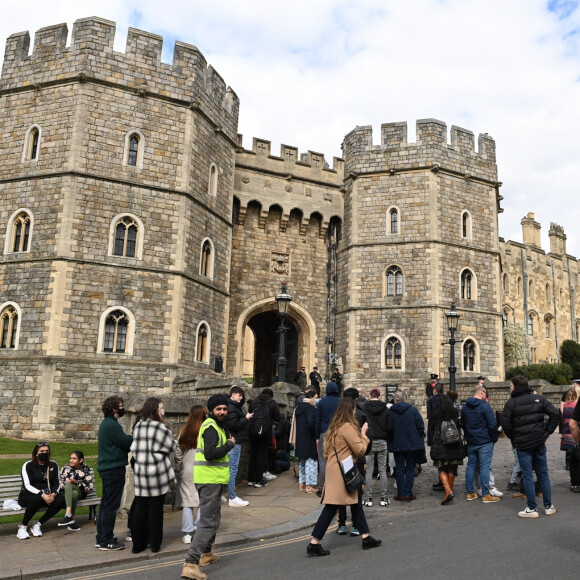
0, 469, 100, 523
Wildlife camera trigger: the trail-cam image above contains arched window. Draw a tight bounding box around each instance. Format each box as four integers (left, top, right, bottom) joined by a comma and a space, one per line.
502, 273, 509, 294
529, 279, 534, 300
123, 130, 145, 169
517, 276, 522, 296
0, 304, 19, 349
461, 211, 472, 239
209, 164, 218, 196
114, 216, 138, 257
385, 337, 402, 369
545, 315, 553, 339
545, 283, 551, 304
104, 310, 129, 353
385, 266, 403, 296
200, 238, 215, 279
195, 322, 210, 363
128, 134, 139, 166
461, 269, 473, 300
382, 335, 404, 370
502, 309, 508, 328
463, 339, 475, 371
108, 214, 144, 259
388, 208, 399, 234
527, 313, 534, 336
11, 212, 31, 253
23, 125, 41, 161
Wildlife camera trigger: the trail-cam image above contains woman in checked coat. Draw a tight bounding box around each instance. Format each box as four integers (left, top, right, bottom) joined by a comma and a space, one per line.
130, 397, 177, 553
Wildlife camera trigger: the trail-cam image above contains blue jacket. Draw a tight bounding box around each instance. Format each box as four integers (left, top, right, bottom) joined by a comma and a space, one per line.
294, 400, 317, 460
390, 402, 425, 452
460, 397, 498, 445
315, 382, 340, 438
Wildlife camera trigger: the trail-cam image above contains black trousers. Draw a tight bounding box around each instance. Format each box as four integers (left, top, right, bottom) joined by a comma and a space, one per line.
130, 494, 166, 553
18, 491, 66, 526
248, 434, 270, 483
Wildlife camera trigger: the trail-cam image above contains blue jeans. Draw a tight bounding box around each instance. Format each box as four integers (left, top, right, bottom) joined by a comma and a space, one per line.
394, 451, 416, 497
465, 442, 493, 496
228, 443, 242, 499
516, 444, 552, 511
96, 466, 126, 546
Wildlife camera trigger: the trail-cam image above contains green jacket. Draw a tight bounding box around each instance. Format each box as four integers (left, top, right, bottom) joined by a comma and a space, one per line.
97, 416, 133, 474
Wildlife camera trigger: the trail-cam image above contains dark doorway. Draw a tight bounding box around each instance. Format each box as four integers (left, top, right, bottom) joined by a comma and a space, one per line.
247, 310, 298, 387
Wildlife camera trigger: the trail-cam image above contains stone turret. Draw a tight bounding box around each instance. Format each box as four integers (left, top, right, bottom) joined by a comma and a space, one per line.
549, 222, 566, 255
522, 212, 542, 249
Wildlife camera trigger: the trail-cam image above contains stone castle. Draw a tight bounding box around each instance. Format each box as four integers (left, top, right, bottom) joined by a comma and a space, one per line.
0, 17, 577, 439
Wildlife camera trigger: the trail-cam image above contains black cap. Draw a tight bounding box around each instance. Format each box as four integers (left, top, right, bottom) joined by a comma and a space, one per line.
477, 376, 485, 381
572, 379, 580, 384
430, 373, 438, 380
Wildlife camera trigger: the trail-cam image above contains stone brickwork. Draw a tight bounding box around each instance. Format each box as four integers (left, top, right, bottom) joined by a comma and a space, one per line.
339, 120, 503, 398
0, 18, 238, 439
0, 17, 575, 440
500, 213, 580, 366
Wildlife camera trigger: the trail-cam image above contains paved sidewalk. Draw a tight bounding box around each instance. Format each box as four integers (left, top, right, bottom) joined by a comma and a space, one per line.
0, 435, 572, 580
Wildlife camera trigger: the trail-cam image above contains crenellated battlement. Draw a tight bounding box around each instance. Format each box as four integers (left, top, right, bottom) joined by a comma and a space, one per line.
0, 17, 239, 139
342, 119, 497, 182
236, 135, 345, 177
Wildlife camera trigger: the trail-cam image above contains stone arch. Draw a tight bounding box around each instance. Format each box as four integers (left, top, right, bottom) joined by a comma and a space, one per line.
232, 299, 317, 385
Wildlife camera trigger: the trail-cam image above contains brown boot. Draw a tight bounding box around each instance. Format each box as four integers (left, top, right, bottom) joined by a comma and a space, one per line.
448, 473, 455, 494
199, 551, 219, 567
181, 562, 207, 580
439, 472, 454, 505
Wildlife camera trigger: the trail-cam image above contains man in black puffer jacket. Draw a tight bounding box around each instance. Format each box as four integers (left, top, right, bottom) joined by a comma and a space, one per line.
501, 375, 559, 519
362, 388, 393, 506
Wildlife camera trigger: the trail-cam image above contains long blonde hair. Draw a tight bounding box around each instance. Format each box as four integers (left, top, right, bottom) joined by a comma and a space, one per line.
323, 398, 360, 456
565, 385, 580, 402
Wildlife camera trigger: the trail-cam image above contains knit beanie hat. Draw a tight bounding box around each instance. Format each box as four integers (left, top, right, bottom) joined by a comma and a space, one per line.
207, 394, 230, 412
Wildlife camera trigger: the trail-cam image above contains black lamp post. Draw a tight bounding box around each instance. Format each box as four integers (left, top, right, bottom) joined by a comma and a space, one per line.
275, 282, 292, 383
445, 302, 460, 392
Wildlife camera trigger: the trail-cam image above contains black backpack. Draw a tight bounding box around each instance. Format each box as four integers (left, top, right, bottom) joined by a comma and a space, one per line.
249, 400, 272, 437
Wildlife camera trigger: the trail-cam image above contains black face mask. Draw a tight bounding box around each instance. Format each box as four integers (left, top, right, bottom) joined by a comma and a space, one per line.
37, 452, 49, 462
117, 408, 125, 418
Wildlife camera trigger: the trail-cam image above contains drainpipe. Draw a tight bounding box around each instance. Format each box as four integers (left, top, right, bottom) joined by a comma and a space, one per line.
521, 249, 530, 365
551, 262, 559, 362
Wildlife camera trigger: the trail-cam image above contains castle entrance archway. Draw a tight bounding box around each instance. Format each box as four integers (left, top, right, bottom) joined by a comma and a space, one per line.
234, 300, 317, 388
247, 311, 298, 388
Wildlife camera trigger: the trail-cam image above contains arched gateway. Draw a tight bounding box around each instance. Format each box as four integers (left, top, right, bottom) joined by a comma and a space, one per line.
232, 299, 317, 387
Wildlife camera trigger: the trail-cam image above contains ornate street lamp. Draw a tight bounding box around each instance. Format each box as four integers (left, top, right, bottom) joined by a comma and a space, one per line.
445, 301, 460, 392
275, 282, 292, 383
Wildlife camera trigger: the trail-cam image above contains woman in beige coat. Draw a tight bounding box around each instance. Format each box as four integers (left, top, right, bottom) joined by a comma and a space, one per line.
175, 405, 207, 544
307, 398, 382, 556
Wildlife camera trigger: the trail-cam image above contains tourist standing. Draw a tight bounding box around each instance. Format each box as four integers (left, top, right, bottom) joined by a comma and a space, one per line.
501, 375, 559, 518
96, 396, 132, 551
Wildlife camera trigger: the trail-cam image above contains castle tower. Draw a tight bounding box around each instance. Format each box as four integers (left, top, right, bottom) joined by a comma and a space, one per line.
0, 18, 239, 438
339, 119, 504, 394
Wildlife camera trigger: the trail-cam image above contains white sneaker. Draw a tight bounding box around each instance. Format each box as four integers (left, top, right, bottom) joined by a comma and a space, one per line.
263, 472, 277, 481
229, 496, 250, 507
490, 487, 504, 497
31, 522, 42, 537
221, 495, 227, 504
17, 525, 30, 540
183, 533, 192, 544
518, 507, 539, 518
545, 505, 557, 515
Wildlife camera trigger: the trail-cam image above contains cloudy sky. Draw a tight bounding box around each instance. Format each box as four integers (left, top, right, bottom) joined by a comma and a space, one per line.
2, 1, 580, 253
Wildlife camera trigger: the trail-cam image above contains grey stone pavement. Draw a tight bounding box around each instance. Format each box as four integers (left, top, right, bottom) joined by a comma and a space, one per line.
0, 433, 573, 580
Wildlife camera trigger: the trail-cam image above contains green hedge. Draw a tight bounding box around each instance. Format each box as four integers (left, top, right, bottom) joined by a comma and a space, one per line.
505, 362, 572, 385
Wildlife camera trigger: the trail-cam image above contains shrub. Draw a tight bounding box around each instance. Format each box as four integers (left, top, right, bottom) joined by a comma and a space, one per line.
505, 363, 572, 385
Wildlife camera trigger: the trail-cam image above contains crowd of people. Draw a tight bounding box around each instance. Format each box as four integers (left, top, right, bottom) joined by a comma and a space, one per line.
13, 370, 580, 579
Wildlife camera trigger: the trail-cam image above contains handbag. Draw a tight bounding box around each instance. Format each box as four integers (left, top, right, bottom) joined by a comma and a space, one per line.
440, 419, 461, 445
334, 447, 364, 493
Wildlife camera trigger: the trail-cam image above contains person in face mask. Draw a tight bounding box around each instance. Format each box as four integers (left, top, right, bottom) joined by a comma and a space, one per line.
17, 442, 66, 539
96, 395, 133, 551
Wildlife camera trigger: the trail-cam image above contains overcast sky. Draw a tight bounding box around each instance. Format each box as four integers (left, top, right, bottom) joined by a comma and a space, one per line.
2, 1, 580, 254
